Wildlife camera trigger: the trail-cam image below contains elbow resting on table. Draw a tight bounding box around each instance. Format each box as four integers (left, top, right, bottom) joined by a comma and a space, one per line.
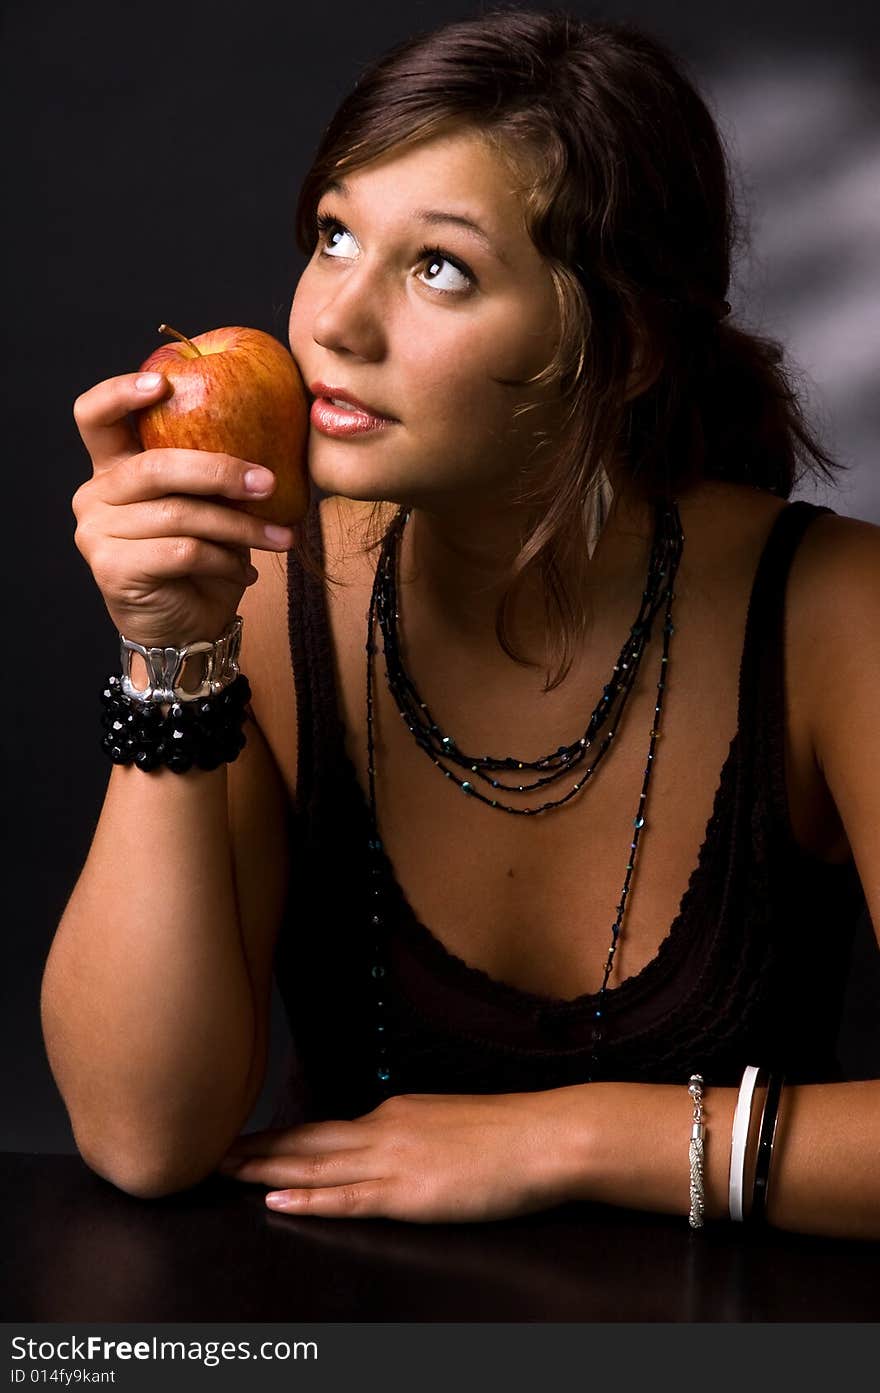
77, 1134, 228, 1201
64, 1055, 267, 1201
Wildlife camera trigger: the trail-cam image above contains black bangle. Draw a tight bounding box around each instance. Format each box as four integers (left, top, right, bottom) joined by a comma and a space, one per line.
100, 672, 251, 774
750, 1072, 785, 1224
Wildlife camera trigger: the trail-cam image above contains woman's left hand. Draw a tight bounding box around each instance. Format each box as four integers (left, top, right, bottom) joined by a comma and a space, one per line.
218, 1090, 580, 1222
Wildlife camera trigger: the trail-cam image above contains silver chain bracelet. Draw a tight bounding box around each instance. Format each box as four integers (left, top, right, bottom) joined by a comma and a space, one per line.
688, 1073, 706, 1230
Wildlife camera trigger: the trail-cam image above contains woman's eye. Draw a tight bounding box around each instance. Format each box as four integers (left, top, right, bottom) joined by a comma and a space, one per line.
315, 214, 475, 296
317, 218, 357, 259
415, 248, 472, 295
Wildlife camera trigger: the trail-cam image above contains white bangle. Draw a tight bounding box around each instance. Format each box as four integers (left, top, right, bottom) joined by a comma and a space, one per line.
729, 1065, 762, 1221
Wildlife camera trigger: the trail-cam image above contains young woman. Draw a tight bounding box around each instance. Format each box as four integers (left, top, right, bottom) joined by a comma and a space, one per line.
44, 10, 879, 1239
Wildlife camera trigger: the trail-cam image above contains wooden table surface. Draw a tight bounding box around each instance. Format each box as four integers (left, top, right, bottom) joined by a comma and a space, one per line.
2, 1152, 877, 1322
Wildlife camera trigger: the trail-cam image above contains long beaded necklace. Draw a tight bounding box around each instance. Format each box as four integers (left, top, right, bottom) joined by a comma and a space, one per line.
362, 497, 684, 1091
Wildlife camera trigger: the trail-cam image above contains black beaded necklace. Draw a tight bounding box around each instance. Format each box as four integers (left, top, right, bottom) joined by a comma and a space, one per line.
362, 497, 684, 1091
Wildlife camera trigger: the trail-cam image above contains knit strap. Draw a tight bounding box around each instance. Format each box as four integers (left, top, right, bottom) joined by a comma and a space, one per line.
733, 499, 833, 846
286, 493, 349, 815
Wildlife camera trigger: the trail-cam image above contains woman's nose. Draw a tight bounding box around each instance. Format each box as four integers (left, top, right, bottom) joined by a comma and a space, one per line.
311, 265, 387, 360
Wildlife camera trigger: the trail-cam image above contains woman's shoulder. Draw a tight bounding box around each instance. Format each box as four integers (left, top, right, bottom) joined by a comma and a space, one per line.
708, 482, 880, 751
669, 483, 873, 866
789, 501, 880, 569
783, 498, 880, 652
679, 479, 876, 578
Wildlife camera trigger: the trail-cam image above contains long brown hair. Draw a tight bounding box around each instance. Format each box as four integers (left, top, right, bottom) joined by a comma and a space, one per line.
288, 6, 846, 690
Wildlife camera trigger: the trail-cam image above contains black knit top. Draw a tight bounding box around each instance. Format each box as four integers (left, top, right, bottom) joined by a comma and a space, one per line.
269, 497, 866, 1125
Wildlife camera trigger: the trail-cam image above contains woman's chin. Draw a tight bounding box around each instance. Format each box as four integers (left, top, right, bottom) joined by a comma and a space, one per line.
307, 455, 419, 509
308, 444, 388, 496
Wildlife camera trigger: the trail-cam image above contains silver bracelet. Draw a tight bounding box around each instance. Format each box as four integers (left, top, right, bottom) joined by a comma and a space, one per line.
688, 1074, 706, 1230
119, 615, 243, 704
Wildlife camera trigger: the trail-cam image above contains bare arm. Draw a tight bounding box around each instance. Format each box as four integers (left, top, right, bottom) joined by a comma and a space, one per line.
42, 761, 252, 1195
41, 700, 291, 1199
546, 1078, 879, 1240
43, 372, 295, 1198
554, 515, 880, 1241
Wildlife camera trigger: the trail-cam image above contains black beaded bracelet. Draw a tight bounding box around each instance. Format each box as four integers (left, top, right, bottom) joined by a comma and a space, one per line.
750, 1072, 785, 1224
100, 672, 251, 774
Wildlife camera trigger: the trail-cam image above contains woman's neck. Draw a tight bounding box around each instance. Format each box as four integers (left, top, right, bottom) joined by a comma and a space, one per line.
396, 479, 659, 669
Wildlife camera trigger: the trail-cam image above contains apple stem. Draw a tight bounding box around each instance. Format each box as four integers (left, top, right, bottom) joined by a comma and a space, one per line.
158, 323, 202, 357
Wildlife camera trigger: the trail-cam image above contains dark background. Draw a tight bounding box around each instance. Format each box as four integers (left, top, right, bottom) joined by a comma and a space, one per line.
3, 0, 878, 1152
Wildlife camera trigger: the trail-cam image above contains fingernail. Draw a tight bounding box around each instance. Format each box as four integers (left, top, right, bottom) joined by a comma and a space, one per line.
266, 1192, 293, 1207
135, 373, 163, 391
264, 523, 293, 545
244, 467, 274, 493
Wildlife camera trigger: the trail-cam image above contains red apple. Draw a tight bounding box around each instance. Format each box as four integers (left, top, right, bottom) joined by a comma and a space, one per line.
133, 324, 310, 527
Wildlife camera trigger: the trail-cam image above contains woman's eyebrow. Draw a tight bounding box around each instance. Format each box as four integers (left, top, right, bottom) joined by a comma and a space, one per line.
321, 177, 508, 264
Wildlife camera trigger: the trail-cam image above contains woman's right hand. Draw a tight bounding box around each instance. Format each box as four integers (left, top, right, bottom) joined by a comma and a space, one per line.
72, 372, 295, 650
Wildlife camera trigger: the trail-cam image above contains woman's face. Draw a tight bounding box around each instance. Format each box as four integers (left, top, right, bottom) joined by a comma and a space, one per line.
288, 127, 565, 510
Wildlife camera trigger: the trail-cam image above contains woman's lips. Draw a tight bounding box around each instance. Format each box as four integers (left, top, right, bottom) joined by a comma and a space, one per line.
310, 397, 398, 436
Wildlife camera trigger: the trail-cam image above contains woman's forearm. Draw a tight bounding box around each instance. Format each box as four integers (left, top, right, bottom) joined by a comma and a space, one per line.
41, 761, 260, 1197
549, 1079, 880, 1241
